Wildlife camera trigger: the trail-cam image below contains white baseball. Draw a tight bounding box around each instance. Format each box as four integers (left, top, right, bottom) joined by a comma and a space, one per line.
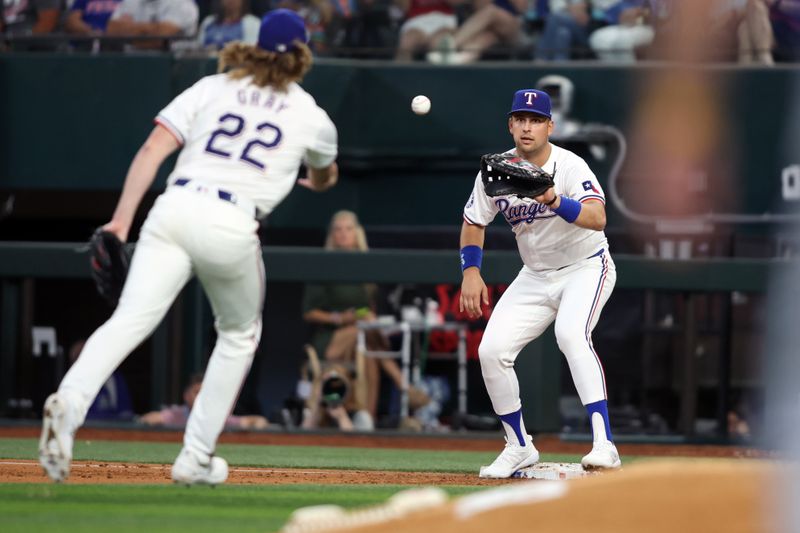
411, 95, 431, 115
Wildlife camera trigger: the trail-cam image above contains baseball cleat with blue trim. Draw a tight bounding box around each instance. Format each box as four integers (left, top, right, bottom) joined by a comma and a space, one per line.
581, 440, 622, 470
479, 435, 539, 478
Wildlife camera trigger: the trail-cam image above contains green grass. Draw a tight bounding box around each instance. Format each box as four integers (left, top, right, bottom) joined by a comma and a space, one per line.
0, 483, 481, 533
0, 437, 586, 472
0, 437, 652, 532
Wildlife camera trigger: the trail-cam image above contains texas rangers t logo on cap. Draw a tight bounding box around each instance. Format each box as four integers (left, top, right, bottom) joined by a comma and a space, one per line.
508, 89, 552, 118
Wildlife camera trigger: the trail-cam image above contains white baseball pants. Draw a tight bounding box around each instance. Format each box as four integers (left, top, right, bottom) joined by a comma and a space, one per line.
479, 250, 616, 415
59, 186, 265, 459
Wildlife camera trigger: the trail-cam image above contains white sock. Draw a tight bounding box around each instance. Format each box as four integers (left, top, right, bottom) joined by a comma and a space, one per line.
591, 412, 610, 443
499, 412, 529, 446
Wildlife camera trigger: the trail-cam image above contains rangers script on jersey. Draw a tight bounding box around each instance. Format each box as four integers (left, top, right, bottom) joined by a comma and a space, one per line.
156, 73, 337, 217
463, 143, 607, 271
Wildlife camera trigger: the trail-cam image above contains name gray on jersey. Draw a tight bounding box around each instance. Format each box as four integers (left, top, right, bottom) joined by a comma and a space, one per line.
236, 88, 289, 112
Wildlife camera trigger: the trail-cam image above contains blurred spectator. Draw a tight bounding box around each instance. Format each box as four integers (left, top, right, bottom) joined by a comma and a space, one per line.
335, 0, 398, 58
1, 0, 60, 42
197, 0, 260, 49
106, 0, 198, 49
302, 210, 408, 419
427, 0, 526, 63
701, 0, 774, 64
410, 375, 450, 431
770, 0, 800, 61
273, 0, 337, 53
534, 0, 618, 61
589, 0, 655, 62
394, 0, 460, 61
69, 340, 134, 421
139, 373, 269, 430
64, 0, 123, 36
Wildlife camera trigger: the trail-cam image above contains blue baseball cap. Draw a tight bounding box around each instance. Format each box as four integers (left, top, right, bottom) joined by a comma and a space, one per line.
508, 89, 552, 118
257, 9, 309, 53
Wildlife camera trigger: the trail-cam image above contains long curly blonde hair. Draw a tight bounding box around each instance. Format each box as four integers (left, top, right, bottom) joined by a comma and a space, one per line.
217, 41, 313, 91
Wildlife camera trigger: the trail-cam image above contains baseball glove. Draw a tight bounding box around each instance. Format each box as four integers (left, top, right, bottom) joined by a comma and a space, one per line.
89, 228, 130, 308
480, 153, 556, 198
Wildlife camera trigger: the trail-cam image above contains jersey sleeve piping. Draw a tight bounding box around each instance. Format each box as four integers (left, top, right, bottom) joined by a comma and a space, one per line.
154, 116, 185, 145
463, 213, 485, 227
578, 194, 606, 205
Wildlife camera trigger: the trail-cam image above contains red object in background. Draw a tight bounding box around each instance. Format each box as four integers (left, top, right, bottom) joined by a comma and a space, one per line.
429, 329, 458, 353
433, 283, 507, 359
465, 329, 484, 361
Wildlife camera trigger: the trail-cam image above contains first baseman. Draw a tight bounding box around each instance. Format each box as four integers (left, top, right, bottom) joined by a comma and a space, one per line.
460, 88, 620, 478
39, 9, 339, 485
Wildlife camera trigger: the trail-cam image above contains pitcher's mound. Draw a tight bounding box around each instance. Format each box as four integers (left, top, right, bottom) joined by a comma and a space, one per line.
290, 459, 785, 533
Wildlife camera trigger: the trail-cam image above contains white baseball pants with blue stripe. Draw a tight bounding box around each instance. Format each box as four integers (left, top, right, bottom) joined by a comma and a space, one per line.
57, 187, 265, 459
479, 250, 615, 415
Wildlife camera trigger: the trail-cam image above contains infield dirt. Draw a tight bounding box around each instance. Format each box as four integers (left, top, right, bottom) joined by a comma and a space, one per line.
0, 426, 768, 486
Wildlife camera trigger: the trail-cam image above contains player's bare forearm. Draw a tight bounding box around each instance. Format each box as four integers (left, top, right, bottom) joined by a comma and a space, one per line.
460, 220, 485, 248
535, 188, 606, 230
571, 200, 606, 230
460, 221, 488, 318
303, 162, 338, 192
107, 126, 179, 241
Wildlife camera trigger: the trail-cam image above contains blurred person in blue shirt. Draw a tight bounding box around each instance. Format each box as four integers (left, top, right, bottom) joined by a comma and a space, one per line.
65, 0, 122, 35
534, 0, 646, 61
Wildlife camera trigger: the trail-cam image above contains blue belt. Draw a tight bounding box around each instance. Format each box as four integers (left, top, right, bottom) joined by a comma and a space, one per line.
174, 178, 237, 204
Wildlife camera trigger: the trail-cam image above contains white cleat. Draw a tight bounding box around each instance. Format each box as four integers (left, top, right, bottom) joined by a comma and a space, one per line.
479, 435, 539, 478
38, 393, 76, 483
581, 440, 622, 470
171, 448, 229, 486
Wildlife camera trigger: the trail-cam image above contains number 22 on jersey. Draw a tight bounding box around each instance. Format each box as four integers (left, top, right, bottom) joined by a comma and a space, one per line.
204, 113, 283, 171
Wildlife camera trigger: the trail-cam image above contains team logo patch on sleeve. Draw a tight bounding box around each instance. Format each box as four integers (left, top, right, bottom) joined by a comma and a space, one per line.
582, 180, 600, 193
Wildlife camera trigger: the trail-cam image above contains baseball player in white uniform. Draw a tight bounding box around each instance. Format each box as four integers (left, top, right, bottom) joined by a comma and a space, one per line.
39, 9, 338, 485
460, 89, 620, 478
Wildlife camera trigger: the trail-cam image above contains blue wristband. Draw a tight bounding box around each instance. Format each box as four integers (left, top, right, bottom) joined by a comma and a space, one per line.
460, 245, 483, 271
551, 195, 582, 223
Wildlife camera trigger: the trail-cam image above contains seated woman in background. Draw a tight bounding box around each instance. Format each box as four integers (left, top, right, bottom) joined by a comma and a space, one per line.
427, 0, 528, 64
303, 210, 406, 420
139, 373, 269, 430
197, 0, 261, 50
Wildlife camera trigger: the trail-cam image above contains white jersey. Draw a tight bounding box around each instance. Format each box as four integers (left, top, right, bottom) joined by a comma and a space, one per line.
463, 143, 608, 271
111, 0, 199, 36
156, 73, 338, 217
